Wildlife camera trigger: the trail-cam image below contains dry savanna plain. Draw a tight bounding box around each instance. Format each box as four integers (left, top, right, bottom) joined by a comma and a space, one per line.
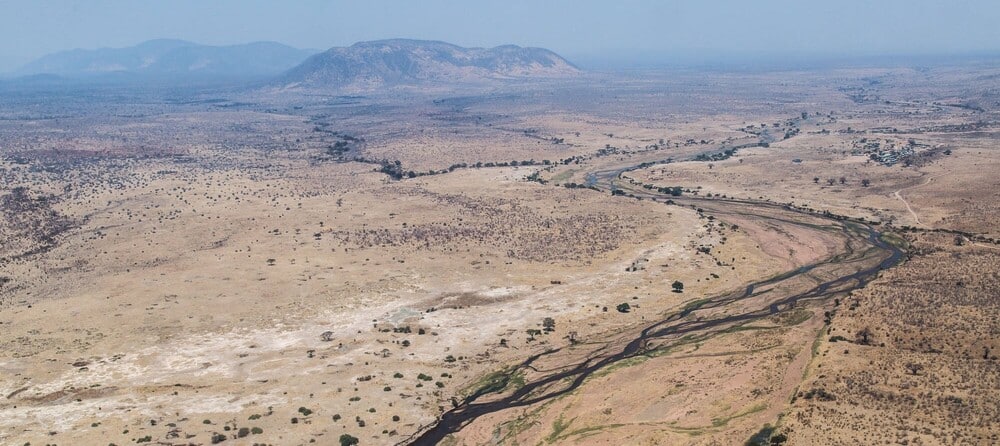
1, 65, 998, 446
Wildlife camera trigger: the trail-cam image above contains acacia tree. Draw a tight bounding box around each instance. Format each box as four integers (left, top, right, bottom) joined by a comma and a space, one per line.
526, 329, 542, 341
542, 317, 556, 332
672, 281, 684, 293
904, 362, 924, 375
856, 327, 873, 345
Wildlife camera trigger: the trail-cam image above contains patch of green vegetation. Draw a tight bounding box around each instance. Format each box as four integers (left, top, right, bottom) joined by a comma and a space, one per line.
719, 323, 774, 334
880, 231, 909, 249
545, 415, 576, 443
662, 403, 770, 437
773, 308, 812, 327
681, 298, 712, 312
588, 331, 728, 382
562, 423, 627, 441
550, 168, 578, 183
591, 354, 651, 379
495, 404, 547, 444
510, 372, 526, 389
804, 321, 830, 380
667, 424, 708, 436
460, 368, 526, 399
710, 402, 769, 428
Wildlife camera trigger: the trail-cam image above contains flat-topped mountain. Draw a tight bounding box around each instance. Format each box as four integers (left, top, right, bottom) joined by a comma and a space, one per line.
17, 39, 317, 78
278, 39, 579, 90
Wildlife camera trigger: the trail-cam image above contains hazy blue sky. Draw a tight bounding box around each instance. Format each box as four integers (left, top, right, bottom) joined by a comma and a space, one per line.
1, 0, 998, 71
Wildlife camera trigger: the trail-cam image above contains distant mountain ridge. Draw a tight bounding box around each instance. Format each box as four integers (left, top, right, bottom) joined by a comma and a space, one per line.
18, 39, 317, 78
278, 39, 579, 90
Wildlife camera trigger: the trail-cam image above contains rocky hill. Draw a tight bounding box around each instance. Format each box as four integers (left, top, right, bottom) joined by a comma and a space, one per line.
278, 39, 579, 90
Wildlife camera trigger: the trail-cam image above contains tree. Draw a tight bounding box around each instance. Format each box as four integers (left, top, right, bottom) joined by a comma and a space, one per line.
542, 317, 556, 332
616, 303, 631, 313
672, 281, 684, 293
839, 176, 847, 185
827, 178, 836, 186
813, 177, 819, 184
339, 434, 360, 446
526, 329, 542, 341
855, 327, 873, 345
904, 362, 924, 375
861, 179, 871, 187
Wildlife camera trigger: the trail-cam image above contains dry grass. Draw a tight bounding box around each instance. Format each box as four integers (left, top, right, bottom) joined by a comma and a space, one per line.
1, 63, 998, 445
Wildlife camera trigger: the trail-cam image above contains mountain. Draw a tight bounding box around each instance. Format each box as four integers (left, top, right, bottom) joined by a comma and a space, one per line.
277, 39, 579, 90
17, 39, 317, 78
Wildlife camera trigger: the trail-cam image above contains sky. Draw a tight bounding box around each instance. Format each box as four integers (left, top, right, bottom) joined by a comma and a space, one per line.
1, 0, 999, 72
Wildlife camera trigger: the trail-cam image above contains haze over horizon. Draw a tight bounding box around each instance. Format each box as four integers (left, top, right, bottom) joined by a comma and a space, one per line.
2, 0, 999, 72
